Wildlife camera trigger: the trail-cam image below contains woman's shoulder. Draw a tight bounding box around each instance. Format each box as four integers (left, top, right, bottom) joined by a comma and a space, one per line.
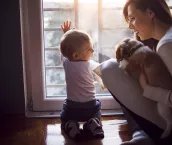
157, 26, 172, 52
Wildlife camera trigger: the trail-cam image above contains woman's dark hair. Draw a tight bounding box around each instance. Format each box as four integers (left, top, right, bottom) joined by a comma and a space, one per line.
123, 0, 172, 25
134, 34, 159, 52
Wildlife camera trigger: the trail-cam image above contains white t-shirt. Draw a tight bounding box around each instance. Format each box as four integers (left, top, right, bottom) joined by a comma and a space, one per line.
62, 57, 96, 102
143, 26, 172, 108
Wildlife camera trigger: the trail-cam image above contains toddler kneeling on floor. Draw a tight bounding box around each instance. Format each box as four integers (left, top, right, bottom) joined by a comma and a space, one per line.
60, 21, 104, 141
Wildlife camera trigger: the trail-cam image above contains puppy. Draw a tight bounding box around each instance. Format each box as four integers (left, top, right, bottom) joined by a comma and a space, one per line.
116, 38, 172, 138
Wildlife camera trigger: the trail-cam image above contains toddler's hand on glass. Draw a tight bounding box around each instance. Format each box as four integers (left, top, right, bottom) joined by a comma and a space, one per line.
61, 21, 72, 33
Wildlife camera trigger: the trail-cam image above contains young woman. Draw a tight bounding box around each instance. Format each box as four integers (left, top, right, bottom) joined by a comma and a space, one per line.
101, 0, 172, 144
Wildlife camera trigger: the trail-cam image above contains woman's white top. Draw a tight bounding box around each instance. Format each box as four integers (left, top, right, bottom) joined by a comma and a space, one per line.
143, 26, 172, 108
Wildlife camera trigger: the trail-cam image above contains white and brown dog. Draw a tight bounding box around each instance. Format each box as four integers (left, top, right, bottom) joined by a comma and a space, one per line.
116, 38, 172, 138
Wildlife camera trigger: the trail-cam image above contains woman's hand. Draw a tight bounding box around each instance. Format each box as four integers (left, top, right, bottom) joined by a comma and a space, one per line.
139, 65, 149, 89
61, 21, 72, 33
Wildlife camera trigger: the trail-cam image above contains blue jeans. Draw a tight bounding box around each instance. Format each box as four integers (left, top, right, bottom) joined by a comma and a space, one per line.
60, 99, 101, 124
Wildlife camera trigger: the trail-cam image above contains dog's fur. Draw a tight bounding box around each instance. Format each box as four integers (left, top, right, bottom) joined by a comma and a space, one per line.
116, 38, 172, 138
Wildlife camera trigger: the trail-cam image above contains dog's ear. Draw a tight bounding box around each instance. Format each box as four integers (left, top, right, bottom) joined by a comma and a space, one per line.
123, 38, 131, 43
116, 38, 131, 63
115, 44, 121, 63
116, 41, 128, 63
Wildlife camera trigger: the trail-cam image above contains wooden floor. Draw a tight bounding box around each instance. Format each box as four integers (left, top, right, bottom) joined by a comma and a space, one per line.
1, 116, 131, 145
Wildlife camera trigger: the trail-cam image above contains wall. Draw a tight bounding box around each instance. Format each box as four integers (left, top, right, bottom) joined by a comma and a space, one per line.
0, 0, 25, 115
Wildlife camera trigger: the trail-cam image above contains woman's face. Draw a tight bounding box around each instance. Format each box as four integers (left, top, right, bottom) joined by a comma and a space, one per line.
127, 3, 154, 40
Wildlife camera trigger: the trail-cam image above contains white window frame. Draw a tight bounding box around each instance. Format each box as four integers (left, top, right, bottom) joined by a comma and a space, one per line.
20, 0, 121, 111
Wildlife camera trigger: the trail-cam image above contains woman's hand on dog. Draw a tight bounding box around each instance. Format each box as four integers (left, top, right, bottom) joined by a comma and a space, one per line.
139, 65, 149, 89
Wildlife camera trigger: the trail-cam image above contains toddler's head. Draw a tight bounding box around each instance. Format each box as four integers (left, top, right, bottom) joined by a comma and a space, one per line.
60, 29, 94, 61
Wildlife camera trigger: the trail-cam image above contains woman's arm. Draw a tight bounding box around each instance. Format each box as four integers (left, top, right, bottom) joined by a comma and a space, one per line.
142, 42, 172, 108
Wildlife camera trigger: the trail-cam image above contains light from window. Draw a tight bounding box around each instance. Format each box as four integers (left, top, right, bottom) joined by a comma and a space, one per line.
43, 0, 133, 98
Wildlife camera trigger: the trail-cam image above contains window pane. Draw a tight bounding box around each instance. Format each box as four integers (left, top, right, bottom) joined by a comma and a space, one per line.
100, 47, 115, 61
102, 0, 126, 8
102, 9, 127, 29
43, 0, 74, 9
45, 50, 62, 66
78, 0, 98, 35
102, 28, 133, 47
46, 68, 65, 85
95, 83, 109, 95
101, 28, 133, 59
46, 84, 110, 97
44, 30, 63, 48
43, 0, 132, 98
78, 0, 98, 62
92, 43, 99, 62
43, 10, 75, 28
167, 0, 172, 6
46, 86, 66, 97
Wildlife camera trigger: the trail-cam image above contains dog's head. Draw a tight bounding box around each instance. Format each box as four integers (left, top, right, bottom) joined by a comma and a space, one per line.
115, 38, 144, 63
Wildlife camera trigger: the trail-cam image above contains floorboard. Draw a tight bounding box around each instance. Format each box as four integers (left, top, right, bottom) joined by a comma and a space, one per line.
1, 116, 131, 145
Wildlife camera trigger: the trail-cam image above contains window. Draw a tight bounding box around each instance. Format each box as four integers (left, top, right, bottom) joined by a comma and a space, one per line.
167, 0, 172, 13
20, 0, 134, 111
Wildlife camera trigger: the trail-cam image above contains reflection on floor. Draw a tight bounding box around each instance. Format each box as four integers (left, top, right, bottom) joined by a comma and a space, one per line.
1, 116, 131, 145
